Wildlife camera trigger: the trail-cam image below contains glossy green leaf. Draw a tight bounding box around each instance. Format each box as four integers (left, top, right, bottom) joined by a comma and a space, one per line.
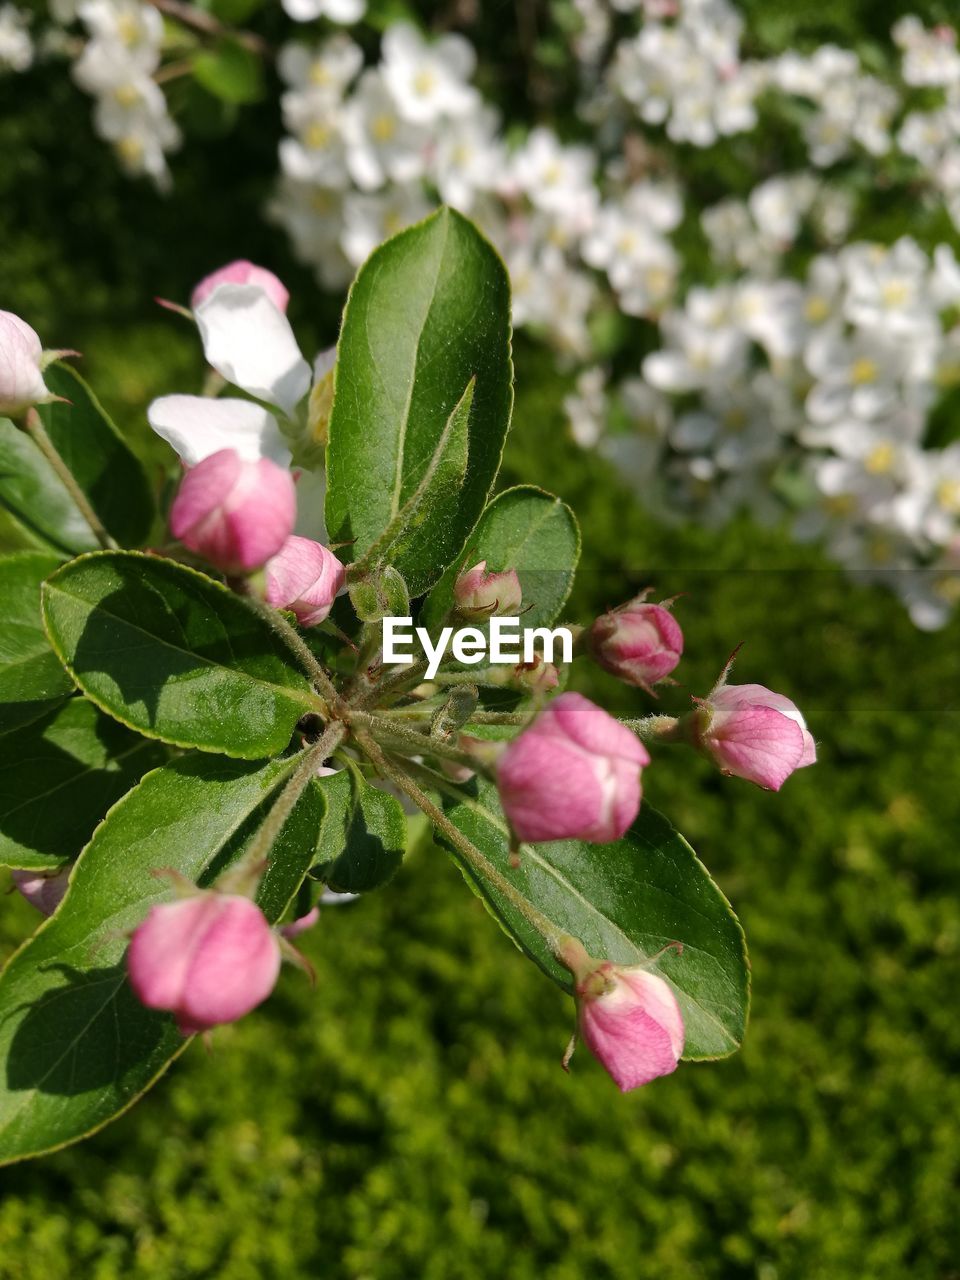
0, 552, 74, 735
41, 552, 320, 758
0, 699, 165, 870
0, 418, 99, 556
0, 752, 322, 1165
326, 207, 513, 597
440, 779, 749, 1060
351, 378, 474, 578
38, 363, 155, 548
421, 485, 580, 632
311, 769, 405, 894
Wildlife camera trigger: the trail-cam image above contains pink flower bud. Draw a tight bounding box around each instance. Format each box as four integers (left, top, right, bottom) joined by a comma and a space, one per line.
513, 655, 560, 694
497, 692, 650, 843
695, 682, 816, 791
576, 961, 684, 1092
589, 597, 683, 690
0, 310, 53, 417
11, 868, 70, 916
265, 535, 345, 627
127, 892, 281, 1035
454, 560, 522, 619
191, 260, 290, 313
170, 448, 296, 574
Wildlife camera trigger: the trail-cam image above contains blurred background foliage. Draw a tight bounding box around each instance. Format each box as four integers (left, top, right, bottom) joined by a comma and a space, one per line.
1, 1, 959, 1277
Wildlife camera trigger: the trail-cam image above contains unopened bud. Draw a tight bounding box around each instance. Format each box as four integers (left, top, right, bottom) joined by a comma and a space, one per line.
0, 310, 57, 418
692, 682, 816, 791
589, 594, 683, 691
265, 535, 345, 627
497, 692, 649, 843
127, 891, 281, 1035
11, 867, 70, 916
454, 560, 522, 620
561, 940, 685, 1091
170, 448, 296, 574
513, 655, 560, 695
349, 564, 410, 623
191, 260, 290, 313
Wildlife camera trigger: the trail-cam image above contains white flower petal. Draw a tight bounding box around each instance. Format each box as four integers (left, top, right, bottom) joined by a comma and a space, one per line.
147, 395, 292, 468
195, 284, 311, 416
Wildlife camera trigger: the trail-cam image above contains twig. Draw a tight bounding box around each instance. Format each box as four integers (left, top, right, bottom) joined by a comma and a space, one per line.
146, 0, 270, 56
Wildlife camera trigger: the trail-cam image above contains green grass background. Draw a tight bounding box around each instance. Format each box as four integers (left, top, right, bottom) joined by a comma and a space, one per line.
1, 4, 960, 1275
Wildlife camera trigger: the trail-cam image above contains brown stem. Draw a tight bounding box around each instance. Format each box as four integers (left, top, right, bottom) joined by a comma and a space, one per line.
146, 0, 270, 56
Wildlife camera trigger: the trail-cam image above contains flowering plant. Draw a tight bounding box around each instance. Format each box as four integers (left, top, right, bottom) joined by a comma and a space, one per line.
0, 210, 813, 1161
6, 2, 960, 627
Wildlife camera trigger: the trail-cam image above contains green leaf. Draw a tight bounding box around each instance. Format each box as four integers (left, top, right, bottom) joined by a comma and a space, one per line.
439, 779, 749, 1060
311, 769, 405, 894
41, 552, 320, 759
0, 552, 74, 735
0, 418, 99, 556
326, 208, 513, 597
0, 752, 322, 1165
193, 37, 265, 105
0, 699, 165, 871
421, 485, 581, 632
351, 378, 474, 578
38, 364, 155, 549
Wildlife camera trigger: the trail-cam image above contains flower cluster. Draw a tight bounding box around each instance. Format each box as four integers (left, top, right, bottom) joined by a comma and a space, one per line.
67, 0, 181, 189
2, 249, 814, 1098
12, 3, 960, 622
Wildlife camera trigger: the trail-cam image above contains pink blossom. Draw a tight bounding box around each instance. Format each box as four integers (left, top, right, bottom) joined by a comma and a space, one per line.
191, 260, 290, 313
497, 692, 650, 843
590, 597, 683, 690
454, 560, 522, 619
0, 310, 53, 417
265, 535, 345, 627
696, 682, 816, 790
170, 448, 296, 574
577, 962, 684, 1092
127, 892, 281, 1035
11, 868, 70, 916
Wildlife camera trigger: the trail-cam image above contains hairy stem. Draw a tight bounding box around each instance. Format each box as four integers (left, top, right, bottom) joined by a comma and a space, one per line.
354, 730, 563, 949
220, 722, 345, 894
465, 711, 531, 726
620, 714, 683, 742
23, 409, 116, 550
350, 709, 492, 774
357, 657, 430, 708
241, 594, 342, 710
